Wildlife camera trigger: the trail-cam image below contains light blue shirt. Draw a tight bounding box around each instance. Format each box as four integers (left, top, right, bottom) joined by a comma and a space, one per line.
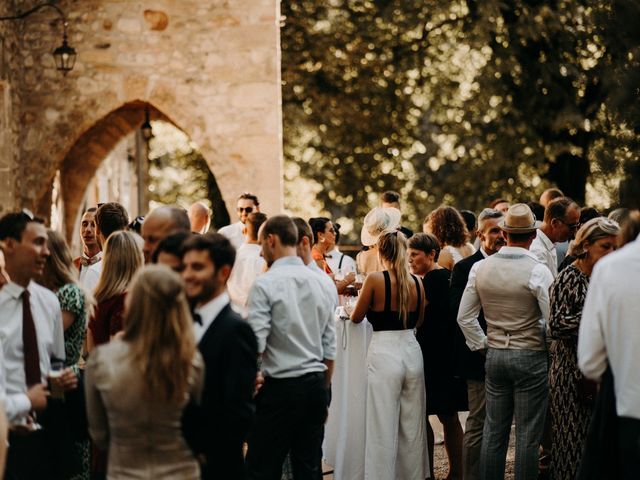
247, 256, 336, 378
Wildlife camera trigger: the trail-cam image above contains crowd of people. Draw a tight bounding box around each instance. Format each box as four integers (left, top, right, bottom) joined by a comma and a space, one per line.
0, 187, 638, 480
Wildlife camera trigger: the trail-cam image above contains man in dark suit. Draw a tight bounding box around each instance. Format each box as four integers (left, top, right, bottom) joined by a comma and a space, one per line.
450, 208, 505, 480
181, 233, 258, 480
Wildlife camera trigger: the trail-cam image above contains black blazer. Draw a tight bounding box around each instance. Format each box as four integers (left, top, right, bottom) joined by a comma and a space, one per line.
450, 249, 487, 381
184, 303, 258, 480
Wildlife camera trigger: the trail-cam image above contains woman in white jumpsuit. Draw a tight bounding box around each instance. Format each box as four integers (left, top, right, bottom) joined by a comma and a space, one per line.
350, 230, 429, 480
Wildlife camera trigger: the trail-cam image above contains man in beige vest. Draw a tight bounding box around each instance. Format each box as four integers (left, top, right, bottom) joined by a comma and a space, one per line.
457, 204, 554, 480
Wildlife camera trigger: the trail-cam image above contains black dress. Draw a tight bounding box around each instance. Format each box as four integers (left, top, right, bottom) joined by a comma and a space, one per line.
416, 268, 468, 414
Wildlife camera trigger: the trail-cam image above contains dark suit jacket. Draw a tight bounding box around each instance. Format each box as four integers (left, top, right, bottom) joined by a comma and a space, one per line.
450, 249, 487, 381
184, 303, 258, 480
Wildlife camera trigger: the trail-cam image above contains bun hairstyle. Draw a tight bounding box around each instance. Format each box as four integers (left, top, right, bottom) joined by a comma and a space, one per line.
308, 217, 331, 245
123, 265, 196, 404
378, 230, 425, 328
568, 217, 620, 258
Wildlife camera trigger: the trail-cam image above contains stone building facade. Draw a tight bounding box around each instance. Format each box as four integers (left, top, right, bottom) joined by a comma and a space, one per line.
0, 0, 283, 239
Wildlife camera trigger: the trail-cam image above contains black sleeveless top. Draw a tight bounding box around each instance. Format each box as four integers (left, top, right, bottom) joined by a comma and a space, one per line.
367, 271, 422, 331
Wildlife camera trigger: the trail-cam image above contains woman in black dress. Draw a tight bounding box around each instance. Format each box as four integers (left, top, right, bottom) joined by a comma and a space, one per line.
409, 233, 468, 480
549, 217, 619, 480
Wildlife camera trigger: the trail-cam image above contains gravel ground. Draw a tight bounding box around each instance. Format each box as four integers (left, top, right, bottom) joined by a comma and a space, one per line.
323, 420, 516, 480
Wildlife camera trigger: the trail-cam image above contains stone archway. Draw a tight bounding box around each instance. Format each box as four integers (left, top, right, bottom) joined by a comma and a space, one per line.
59, 100, 167, 240
0, 0, 283, 223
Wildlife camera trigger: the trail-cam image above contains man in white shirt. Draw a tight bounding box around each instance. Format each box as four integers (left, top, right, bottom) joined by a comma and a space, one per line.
246, 215, 336, 480
73, 207, 102, 290
219, 192, 260, 250
450, 208, 506, 480
0, 211, 77, 478
324, 223, 357, 274
227, 212, 268, 312
181, 233, 257, 479
83, 202, 130, 291
530, 197, 580, 278
578, 232, 640, 478
457, 204, 554, 480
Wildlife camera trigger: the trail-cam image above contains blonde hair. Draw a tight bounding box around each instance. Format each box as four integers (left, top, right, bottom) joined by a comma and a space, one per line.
43, 230, 78, 290
94, 231, 143, 304
568, 217, 620, 258
378, 231, 425, 328
123, 265, 196, 403
43, 230, 95, 315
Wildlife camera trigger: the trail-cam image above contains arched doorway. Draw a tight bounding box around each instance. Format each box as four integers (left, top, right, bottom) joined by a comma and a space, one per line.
57, 100, 227, 243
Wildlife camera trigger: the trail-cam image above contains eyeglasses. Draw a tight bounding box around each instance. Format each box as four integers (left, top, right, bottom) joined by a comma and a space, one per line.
237, 207, 254, 213
559, 219, 581, 230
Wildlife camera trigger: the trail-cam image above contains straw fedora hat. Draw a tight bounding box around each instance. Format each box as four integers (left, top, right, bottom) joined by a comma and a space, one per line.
498, 203, 541, 233
361, 207, 402, 246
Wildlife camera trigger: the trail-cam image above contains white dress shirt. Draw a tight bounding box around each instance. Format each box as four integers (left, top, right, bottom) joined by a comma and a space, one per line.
81, 259, 103, 294
457, 246, 553, 351
0, 281, 65, 422
218, 221, 245, 250
530, 229, 558, 278
325, 247, 356, 274
227, 243, 265, 310
247, 256, 336, 378
578, 234, 640, 419
78, 252, 103, 287
193, 292, 231, 344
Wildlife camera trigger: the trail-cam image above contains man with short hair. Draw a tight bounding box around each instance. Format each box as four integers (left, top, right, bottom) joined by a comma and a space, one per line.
83, 202, 130, 292
0, 211, 78, 478
578, 231, 640, 479
530, 197, 580, 278
324, 223, 357, 274
489, 198, 510, 214
246, 215, 336, 480
188, 201, 212, 234
73, 208, 102, 289
450, 208, 506, 480
380, 190, 413, 238
539, 188, 564, 208
219, 193, 260, 250
227, 212, 268, 311
141, 205, 191, 264
457, 204, 554, 480
94, 202, 129, 247
181, 233, 258, 480
151, 231, 192, 271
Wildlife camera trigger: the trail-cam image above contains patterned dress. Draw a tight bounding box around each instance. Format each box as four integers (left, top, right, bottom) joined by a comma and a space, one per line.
57, 283, 90, 480
548, 265, 591, 480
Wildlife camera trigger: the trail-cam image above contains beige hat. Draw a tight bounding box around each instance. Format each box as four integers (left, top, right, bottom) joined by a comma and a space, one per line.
498, 203, 541, 233
361, 207, 402, 246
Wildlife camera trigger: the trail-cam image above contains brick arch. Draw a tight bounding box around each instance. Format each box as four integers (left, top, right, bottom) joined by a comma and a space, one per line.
57, 100, 175, 240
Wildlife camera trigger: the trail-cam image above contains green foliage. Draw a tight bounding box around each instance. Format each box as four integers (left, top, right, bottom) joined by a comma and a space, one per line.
147, 122, 230, 228
282, 0, 640, 234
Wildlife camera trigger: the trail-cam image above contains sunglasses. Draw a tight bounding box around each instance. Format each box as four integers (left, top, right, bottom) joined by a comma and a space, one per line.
238, 207, 254, 213
21, 208, 35, 220
559, 219, 581, 230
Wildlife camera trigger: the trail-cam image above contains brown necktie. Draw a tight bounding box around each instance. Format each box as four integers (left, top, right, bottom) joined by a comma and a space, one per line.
22, 289, 41, 386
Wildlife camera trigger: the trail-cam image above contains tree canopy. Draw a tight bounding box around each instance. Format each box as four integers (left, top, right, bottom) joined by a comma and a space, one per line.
281, 0, 640, 235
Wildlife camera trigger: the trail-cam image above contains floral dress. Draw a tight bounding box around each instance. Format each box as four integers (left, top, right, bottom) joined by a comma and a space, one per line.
548, 265, 592, 480
57, 283, 90, 480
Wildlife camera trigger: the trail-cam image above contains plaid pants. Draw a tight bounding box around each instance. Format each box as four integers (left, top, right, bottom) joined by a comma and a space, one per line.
480, 348, 548, 480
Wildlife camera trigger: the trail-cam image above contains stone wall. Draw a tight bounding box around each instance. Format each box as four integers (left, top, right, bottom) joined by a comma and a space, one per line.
0, 5, 24, 215
1, 0, 282, 234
